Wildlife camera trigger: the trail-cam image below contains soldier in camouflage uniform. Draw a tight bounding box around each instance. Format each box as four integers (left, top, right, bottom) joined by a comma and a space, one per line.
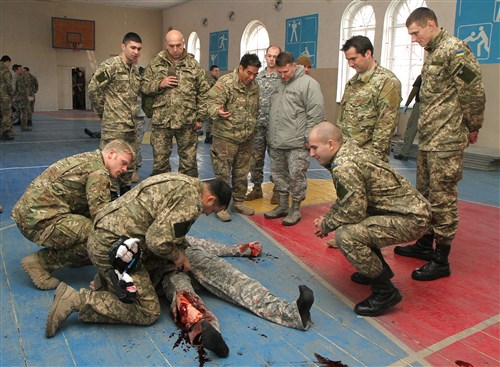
246, 45, 281, 202
204, 54, 261, 222
309, 121, 431, 317
158, 235, 313, 356
45, 175, 232, 350
394, 8, 486, 281
23, 66, 38, 127
12, 64, 31, 132
12, 140, 134, 290
265, 52, 324, 226
88, 32, 142, 196
0, 55, 14, 140
338, 36, 402, 163
141, 30, 211, 178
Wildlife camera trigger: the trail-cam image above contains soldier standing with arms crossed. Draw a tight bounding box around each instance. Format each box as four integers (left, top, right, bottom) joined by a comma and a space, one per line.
394, 8, 486, 281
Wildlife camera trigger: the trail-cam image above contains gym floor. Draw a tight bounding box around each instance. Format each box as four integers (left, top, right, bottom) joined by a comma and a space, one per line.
1, 111, 499, 367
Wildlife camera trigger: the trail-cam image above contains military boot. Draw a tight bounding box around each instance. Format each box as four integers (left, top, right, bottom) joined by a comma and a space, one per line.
264, 193, 289, 219
21, 251, 61, 290
270, 189, 280, 205
245, 186, 263, 201
394, 233, 434, 261
354, 269, 402, 317
412, 243, 451, 281
283, 201, 301, 226
46, 283, 82, 338
351, 247, 394, 285
296, 285, 314, 328
199, 320, 229, 357
216, 209, 232, 222
232, 202, 255, 216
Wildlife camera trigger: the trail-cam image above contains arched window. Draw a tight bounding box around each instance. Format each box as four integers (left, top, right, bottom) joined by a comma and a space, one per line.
241, 21, 269, 69
187, 31, 200, 62
337, 1, 376, 102
382, 0, 427, 105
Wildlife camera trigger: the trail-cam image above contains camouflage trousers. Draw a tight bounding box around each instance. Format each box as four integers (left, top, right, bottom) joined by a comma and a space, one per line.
135, 117, 145, 167
417, 150, 463, 245
0, 93, 13, 134
335, 213, 430, 278
210, 135, 254, 203
269, 147, 310, 202
21, 214, 92, 269
150, 126, 198, 177
249, 125, 268, 187
13, 99, 29, 128
80, 228, 161, 325
162, 238, 306, 331
100, 128, 137, 189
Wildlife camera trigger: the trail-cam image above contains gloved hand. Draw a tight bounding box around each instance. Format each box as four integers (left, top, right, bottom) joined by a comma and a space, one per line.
109, 238, 142, 274
402, 106, 408, 114
108, 269, 137, 303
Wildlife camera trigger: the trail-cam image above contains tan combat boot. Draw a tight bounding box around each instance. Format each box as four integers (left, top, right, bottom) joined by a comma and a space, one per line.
264, 193, 289, 219
283, 201, 301, 226
326, 238, 338, 248
216, 209, 232, 222
232, 202, 255, 216
270, 189, 280, 205
245, 186, 263, 201
46, 283, 82, 338
21, 252, 61, 290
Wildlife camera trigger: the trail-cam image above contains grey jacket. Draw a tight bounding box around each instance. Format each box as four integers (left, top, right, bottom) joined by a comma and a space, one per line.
268, 65, 324, 149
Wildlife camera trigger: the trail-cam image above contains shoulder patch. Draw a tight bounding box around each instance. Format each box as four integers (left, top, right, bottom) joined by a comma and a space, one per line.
455, 49, 465, 57
216, 83, 224, 91
173, 219, 195, 238
95, 72, 107, 83
335, 181, 349, 201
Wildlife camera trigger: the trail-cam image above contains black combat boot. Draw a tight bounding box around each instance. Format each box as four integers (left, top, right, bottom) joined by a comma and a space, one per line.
354, 269, 402, 317
394, 233, 434, 261
199, 320, 229, 358
412, 243, 451, 281
351, 247, 394, 285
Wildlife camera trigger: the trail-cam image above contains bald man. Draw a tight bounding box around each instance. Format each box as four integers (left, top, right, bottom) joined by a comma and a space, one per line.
141, 30, 211, 178
308, 121, 431, 317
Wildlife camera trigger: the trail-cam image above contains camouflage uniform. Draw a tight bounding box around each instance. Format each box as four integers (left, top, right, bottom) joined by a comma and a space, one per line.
205, 69, 259, 203
11, 150, 111, 269
203, 73, 218, 135
12, 72, 30, 129
320, 140, 431, 278
26, 72, 39, 121
249, 68, 280, 187
141, 50, 211, 177
0, 62, 13, 137
88, 56, 140, 189
159, 236, 307, 345
417, 29, 485, 245
338, 64, 402, 162
268, 65, 324, 202
80, 173, 203, 326
135, 96, 146, 169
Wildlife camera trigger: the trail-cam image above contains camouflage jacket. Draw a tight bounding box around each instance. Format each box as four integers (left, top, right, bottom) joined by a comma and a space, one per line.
11, 150, 111, 239
338, 64, 402, 161
268, 65, 324, 149
0, 63, 13, 97
320, 140, 431, 234
204, 68, 259, 144
92, 173, 203, 265
419, 28, 486, 151
255, 68, 280, 129
88, 55, 141, 131
141, 50, 211, 129
13, 74, 29, 101
26, 73, 39, 96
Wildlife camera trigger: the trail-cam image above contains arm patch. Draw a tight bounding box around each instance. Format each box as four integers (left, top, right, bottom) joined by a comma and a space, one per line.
95, 72, 107, 84
452, 63, 478, 85
173, 220, 194, 238
335, 181, 349, 202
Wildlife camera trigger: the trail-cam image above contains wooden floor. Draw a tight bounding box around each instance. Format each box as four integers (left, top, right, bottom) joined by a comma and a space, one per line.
1, 111, 499, 367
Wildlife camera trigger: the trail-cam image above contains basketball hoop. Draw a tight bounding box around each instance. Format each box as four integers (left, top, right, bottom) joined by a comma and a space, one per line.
71, 42, 82, 52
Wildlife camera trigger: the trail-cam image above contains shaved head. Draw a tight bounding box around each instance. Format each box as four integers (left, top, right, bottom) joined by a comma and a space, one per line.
310, 121, 343, 144
165, 29, 185, 60
308, 121, 343, 167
